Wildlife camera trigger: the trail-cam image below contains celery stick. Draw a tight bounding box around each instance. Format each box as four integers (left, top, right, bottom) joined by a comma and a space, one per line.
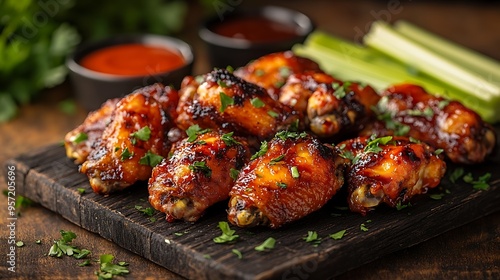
293, 43, 499, 123
364, 21, 500, 99
394, 21, 500, 80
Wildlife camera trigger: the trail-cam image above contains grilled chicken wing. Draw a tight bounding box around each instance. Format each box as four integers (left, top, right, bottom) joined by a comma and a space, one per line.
64, 98, 119, 164
362, 84, 496, 164
148, 131, 251, 222
307, 80, 380, 139
80, 84, 177, 194
234, 51, 322, 100
337, 136, 446, 215
228, 131, 344, 228
176, 69, 301, 140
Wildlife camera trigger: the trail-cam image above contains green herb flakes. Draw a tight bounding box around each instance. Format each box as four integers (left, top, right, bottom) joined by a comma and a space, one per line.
267, 110, 279, 118
130, 126, 151, 143
189, 161, 212, 178
251, 141, 268, 160
186, 124, 212, 142
71, 132, 88, 144
213, 221, 239, 244
329, 230, 346, 240
250, 97, 265, 108
232, 249, 243, 259
255, 237, 276, 251
139, 150, 164, 167
220, 92, 234, 113
269, 154, 285, 165
276, 182, 287, 189
96, 254, 129, 279
230, 168, 240, 181
221, 132, 241, 146
291, 166, 300, 179
303, 231, 321, 246
120, 147, 134, 161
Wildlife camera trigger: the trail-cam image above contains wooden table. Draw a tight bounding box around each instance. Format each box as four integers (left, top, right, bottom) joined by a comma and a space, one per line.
1, 1, 499, 279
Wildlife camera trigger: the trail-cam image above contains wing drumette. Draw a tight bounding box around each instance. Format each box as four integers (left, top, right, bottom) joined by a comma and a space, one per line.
148, 130, 251, 222
176, 68, 301, 140
228, 131, 344, 228
80, 84, 178, 194
362, 84, 496, 164
337, 136, 446, 215
64, 98, 119, 164
234, 51, 322, 100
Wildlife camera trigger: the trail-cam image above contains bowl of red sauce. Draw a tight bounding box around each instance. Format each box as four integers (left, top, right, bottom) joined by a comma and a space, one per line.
67, 34, 193, 110
199, 5, 314, 68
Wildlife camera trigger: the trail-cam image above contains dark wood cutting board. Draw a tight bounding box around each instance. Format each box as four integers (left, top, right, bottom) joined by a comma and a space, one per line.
7, 127, 500, 280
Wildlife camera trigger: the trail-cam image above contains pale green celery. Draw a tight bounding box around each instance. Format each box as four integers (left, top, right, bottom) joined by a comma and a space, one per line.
292, 43, 498, 123
364, 21, 500, 100
394, 21, 500, 81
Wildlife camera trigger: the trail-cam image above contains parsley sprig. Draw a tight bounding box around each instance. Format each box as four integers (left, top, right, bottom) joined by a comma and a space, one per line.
186, 125, 211, 143
189, 161, 212, 178
95, 254, 129, 279
303, 231, 321, 247
255, 237, 276, 251
48, 230, 91, 260
130, 126, 151, 144
251, 141, 268, 160
221, 132, 241, 146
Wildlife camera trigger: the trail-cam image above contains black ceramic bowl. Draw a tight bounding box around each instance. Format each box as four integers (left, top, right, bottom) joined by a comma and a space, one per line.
67, 34, 194, 111
199, 5, 314, 68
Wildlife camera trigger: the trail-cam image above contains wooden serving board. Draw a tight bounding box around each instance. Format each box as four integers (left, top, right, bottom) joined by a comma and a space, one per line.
7, 128, 500, 280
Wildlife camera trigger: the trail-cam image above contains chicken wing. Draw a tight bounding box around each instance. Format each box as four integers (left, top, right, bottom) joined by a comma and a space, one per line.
307, 80, 380, 139
228, 131, 345, 228
64, 98, 119, 164
234, 51, 322, 100
80, 84, 176, 194
337, 136, 446, 215
362, 84, 496, 164
148, 130, 251, 222
176, 68, 301, 140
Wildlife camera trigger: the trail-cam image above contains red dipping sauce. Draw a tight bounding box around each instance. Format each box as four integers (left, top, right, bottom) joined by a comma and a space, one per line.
211, 16, 299, 43
80, 43, 185, 76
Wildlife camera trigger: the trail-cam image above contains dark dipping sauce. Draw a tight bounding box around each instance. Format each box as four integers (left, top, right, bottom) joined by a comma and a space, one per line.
211, 16, 299, 43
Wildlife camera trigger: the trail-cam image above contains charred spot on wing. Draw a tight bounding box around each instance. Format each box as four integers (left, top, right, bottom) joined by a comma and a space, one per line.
402, 146, 420, 162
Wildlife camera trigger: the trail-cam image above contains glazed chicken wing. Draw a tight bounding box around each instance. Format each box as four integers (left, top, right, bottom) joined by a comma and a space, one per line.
234, 51, 322, 100
306, 80, 380, 139
362, 84, 496, 164
64, 98, 119, 164
80, 84, 178, 194
228, 131, 345, 228
176, 69, 301, 140
337, 136, 446, 215
148, 130, 251, 222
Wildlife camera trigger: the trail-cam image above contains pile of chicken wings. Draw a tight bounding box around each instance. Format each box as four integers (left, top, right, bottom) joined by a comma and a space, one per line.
65, 51, 496, 228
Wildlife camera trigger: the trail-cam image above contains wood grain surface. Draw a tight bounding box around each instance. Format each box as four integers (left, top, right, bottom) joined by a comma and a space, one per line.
1, 1, 500, 279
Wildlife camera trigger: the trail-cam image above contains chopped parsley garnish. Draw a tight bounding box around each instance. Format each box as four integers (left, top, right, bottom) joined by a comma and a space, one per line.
48, 230, 91, 259
139, 150, 164, 167
434, 149, 444, 155
16, 241, 24, 247
329, 230, 346, 240
71, 132, 88, 144
96, 254, 130, 279
78, 260, 91, 267
396, 201, 411, 210
333, 81, 351, 99
255, 69, 265, 76
429, 193, 445, 200
254, 237, 276, 251
232, 249, 243, 259
276, 182, 287, 189
186, 124, 211, 142
291, 166, 300, 179
279, 66, 291, 77
360, 223, 369, 232
463, 172, 491, 191
77, 188, 85, 195
405, 107, 434, 118
213, 221, 239, 243
226, 65, 234, 73
130, 126, 151, 144
267, 110, 279, 118
230, 168, 240, 181
303, 231, 321, 246
251, 141, 268, 160
220, 92, 234, 113
36, 240, 42, 244
250, 97, 265, 108
449, 167, 464, 183
290, 119, 300, 132
221, 132, 241, 146
189, 161, 212, 177
372, 96, 410, 136
275, 130, 308, 141
135, 205, 155, 217
269, 154, 285, 165
274, 80, 285, 88
120, 147, 134, 161
409, 137, 421, 143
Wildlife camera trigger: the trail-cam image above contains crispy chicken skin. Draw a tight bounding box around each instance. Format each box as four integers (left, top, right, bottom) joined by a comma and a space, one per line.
176, 69, 301, 140
64, 98, 119, 164
337, 136, 446, 215
307, 80, 381, 139
361, 84, 496, 164
228, 132, 345, 228
148, 131, 251, 222
234, 51, 322, 100
80, 85, 176, 194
